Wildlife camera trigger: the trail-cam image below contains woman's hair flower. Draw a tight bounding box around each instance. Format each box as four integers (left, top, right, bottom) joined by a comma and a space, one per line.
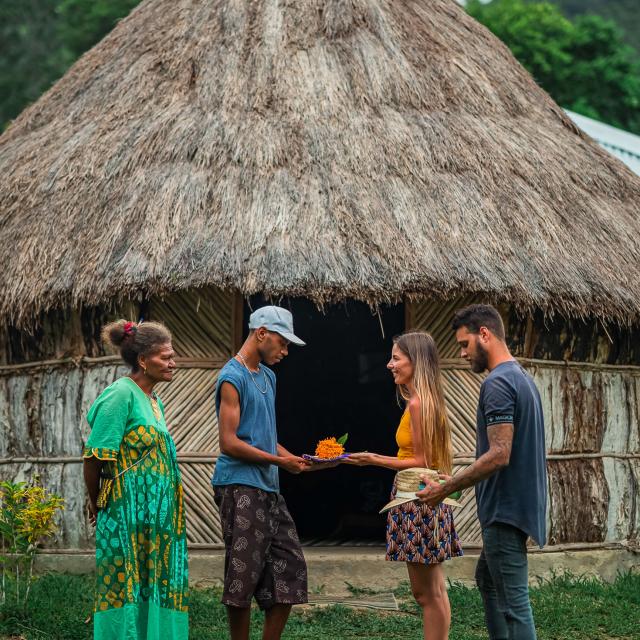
123, 321, 137, 336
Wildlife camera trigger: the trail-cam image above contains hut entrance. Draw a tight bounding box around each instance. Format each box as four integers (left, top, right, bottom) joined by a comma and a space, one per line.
244, 297, 404, 544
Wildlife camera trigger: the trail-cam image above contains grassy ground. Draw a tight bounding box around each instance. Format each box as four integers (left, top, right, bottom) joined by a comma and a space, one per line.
0, 572, 638, 639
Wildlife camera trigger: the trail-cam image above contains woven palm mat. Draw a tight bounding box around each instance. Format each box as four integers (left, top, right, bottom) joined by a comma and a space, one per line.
306, 592, 398, 610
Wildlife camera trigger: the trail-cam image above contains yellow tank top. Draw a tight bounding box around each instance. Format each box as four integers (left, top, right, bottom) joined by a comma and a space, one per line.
396, 410, 414, 460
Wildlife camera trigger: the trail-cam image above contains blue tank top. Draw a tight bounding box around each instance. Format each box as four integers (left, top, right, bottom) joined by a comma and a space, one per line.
212, 358, 279, 492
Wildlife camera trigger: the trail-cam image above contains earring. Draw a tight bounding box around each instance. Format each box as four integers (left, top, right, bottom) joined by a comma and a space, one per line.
143, 366, 147, 375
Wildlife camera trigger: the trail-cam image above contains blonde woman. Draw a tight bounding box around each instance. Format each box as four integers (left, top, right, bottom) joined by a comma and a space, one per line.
347, 331, 463, 640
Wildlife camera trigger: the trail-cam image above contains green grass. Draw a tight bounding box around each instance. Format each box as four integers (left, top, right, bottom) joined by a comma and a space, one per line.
1, 572, 638, 639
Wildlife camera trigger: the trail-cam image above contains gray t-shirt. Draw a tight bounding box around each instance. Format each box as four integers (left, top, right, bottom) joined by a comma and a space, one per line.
476, 360, 547, 547
212, 358, 279, 493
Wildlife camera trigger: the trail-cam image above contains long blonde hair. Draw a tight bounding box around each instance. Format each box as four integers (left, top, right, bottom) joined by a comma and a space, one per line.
394, 331, 453, 474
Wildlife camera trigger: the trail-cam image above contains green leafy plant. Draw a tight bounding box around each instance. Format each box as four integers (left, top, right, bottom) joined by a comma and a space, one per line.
466, 0, 640, 134
0, 479, 64, 608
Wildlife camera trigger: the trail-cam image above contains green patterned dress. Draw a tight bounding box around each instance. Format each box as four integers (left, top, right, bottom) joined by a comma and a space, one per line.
83, 377, 189, 640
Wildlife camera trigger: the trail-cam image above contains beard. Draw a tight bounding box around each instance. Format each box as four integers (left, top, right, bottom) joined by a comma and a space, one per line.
470, 341, 489, 373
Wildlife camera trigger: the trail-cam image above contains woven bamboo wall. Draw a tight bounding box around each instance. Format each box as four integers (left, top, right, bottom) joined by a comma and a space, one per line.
0, 286, 234, 549
151, 286, 236, 547
407, 295, 485, 544
408, 296, 640, 546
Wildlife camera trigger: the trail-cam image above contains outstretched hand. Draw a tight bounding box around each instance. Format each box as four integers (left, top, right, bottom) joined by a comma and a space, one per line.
342, 452, 376, 466
278, 455, 311, 474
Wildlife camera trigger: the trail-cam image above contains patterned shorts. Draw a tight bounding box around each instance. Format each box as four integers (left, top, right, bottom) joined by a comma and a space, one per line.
385, 481, 464, 564
213, 484, 308, 609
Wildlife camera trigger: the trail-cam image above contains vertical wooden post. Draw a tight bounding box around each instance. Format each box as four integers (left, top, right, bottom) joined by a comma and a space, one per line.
523, 314, 536, 358
231, 290, 244, 356
65, 309, 87, 359
0, 322, 8, 365
404, 297, 414, 330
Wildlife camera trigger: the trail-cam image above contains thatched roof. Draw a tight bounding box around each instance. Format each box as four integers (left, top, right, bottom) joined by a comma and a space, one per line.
1, 0, 640, 325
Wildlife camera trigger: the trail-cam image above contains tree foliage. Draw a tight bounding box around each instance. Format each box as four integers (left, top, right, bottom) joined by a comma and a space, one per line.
467, 0, 640, 134
56, 0, 140, 59
553, 0, 639, 52
0, 0, 140, 128
0, 2, 69, 128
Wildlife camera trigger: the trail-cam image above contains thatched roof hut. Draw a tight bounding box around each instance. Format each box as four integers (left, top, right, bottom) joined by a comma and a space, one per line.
1, 1, 639, 557
1, 0, 640, 326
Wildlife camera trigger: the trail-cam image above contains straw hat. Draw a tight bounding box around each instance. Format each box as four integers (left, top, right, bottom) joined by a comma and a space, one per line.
379, 467, 461, 513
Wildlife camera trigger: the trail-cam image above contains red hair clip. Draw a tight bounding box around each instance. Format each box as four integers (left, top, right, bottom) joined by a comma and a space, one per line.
123, 321, 136, 336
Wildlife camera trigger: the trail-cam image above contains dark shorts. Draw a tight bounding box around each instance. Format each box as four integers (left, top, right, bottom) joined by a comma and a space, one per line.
213, 484, 308, 609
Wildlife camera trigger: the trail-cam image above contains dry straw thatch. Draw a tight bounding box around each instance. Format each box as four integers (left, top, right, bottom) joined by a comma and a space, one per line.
1, 0, 640, 325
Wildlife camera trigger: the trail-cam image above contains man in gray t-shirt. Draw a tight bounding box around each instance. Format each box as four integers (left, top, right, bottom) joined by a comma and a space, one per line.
476, 359, 547, 548
418, 304, 547, 640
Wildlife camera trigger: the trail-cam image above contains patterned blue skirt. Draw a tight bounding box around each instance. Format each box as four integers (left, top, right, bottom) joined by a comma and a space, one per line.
385, 482, 464, 564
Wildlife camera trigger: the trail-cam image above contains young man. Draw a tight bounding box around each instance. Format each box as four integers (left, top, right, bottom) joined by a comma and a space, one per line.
417, 304, 547, 640
212, 305, 314, 640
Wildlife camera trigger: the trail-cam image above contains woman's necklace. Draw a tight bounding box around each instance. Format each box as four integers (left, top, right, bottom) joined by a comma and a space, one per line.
236, 352, 268, 394
148, 392, 162, 422
128, 376, 163, 421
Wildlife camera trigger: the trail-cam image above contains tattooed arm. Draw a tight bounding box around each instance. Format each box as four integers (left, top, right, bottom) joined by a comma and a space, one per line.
416, 422, 513, 506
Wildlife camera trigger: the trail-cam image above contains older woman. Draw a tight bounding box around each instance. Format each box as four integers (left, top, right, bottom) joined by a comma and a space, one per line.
82, 320, 188, 640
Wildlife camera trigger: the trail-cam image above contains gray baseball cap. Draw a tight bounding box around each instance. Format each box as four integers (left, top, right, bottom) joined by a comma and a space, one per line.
248, 305, 306, 346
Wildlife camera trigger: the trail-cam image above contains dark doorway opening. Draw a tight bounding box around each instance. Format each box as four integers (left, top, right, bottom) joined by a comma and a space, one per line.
243, 297, 405, 543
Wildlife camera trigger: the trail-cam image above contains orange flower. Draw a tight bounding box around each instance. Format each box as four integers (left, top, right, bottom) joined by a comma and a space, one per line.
314, 437, 345, 459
